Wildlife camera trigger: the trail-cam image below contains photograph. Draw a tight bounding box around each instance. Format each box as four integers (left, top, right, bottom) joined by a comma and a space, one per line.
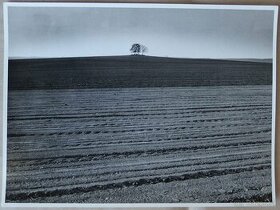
2, 3, 277, 206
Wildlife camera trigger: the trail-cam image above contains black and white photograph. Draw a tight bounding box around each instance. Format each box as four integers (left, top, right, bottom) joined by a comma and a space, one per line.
2, 3, 278, 206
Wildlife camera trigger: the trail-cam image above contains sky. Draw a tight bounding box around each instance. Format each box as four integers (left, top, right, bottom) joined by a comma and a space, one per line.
8, 6, 275, 59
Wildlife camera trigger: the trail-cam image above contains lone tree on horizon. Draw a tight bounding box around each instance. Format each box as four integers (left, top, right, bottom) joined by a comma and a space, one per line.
130, 43, 148, 56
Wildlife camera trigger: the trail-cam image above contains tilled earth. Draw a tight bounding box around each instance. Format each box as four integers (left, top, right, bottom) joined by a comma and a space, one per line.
6, 86, 272, 203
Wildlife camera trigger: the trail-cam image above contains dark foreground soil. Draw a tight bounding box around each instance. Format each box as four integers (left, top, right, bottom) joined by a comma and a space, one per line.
6, 86, 272, 203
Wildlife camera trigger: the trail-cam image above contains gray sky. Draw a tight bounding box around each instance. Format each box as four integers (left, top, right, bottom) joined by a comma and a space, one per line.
8, 6, 275, 59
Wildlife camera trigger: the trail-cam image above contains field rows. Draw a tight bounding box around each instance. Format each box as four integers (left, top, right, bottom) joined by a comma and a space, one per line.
6, 86, 272, 203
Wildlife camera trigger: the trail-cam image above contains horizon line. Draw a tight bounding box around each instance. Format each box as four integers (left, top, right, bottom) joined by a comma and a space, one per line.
8, 54, 273, 61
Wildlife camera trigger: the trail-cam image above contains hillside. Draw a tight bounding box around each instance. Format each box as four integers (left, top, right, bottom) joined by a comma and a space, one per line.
8, 55, 272, 90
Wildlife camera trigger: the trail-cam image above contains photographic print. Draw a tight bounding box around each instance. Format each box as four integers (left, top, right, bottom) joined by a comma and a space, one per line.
2, 3, 278, 206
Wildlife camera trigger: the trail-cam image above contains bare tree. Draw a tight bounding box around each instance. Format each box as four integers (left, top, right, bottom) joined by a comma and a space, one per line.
140, 45, 148, 55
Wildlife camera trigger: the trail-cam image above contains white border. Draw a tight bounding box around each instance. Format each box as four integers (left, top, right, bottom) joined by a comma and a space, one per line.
1, 2, 279, 10
271, 5, 278, 207
2, 2, 8, 208
1, 2, 278, 208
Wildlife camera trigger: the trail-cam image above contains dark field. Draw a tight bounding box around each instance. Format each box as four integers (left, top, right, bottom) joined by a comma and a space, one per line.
6, 56, 273, 203
8, 56, 272, 90
7, 86, 272, 203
